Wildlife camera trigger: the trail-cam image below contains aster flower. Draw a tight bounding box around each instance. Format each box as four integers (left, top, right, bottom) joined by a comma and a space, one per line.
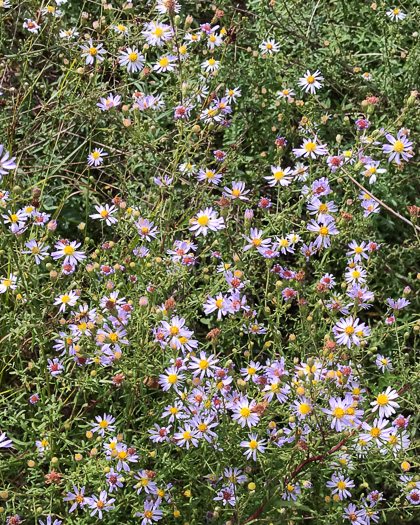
293, 397, 312, 419
406, 489, 420, 505
333, 316, 370, 348
243, 228, 271, 252
360, 417, 392, 446
347, 241, 369, 262
326, 155, 343, 173
0, 432, 13, 448
326, 473, 355, 500
153, 54, 177, 73
240, 433, 266, 461
54, 291, 78, 312
159, 366, 185, 392
345, 265, 367, 285
51, 241, 85, 266
47, 358, 64, 376
63, 486, 86, 512
189, 207, 225, 237
265, 165, 293, 187
90, 204, 118, 226
0, 144, 17, 176
223, 181, 250, 201
88, 148, 107, 167
136, 218, 159, 241
225, 87, 241, 103
298, 70, 323, 94
376, 354, 393, 373
231, 398, 260, 428
278, 88, 295, 99
85, 491, 115, 519
23, 19, 40, 33
382, 130, 413, 164
343, 504, 367, 525
197, 168, 223, 185
387, 8, 406, 21
293, 137, 328, 158
259, 38, 280, 53
80, 39, 107, 65
307, 215, 339, 249
361, 161, 386, 184
135, 500, 163, 524
214, 484, 236, 506
119, 48, 145, 73
387, 297, 410, 310
0, 274, 18, 294
142, 21, 174, 46
90, 414, 116, 436
322, 397, 354, 431
201, 58, 219, 72
97, 94, 121, 111
282, 482, 301, 501
347, 284, 374, 309
173, 425, 199, 449
189, 351, 219, 379
371, 387, 399, 418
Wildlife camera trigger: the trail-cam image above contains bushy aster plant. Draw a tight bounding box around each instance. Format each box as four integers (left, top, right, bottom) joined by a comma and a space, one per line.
0, 1, 419, 524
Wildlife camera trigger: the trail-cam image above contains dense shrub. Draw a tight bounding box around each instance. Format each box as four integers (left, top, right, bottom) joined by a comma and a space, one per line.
0, 1, 419, 524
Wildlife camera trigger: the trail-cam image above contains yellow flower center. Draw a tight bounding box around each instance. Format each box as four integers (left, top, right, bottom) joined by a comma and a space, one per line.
319, 203, 328, 212
198, 423, 208, 432
208, 58, 216, 66
199, 359, 209, 369
307, 75, 315, 83
376, 394, 389, 406
183, 431, 191, 440
2, 279, 11, 287
118, 451, 127, 459
240, 407, 251, 418
337, 481, 346, 490
99, 420, 109, 429
249, 440, 258, 449
198, 215, 209, 226
345, 326, 354, 335
370, 427, 380, 437
319, 226, 329, 236
41, 439, 48, 447
299, 403, 311, 414
393, 140, 404, 152
144, 511, 153, 519
248, 367, 256, 375
89, 47, 97, 56
159, 57, 169, 67
252, 238, 261, 246
109, 333, 119, 342
167, 374, 178, 384
154, 27, 164, 37
333, 407, 345, 419
61, 295, 70, 303
393, 8, 400, 14
92, 151, 100, 159
273, 170, 284, 180
129, 52, 138, 62
100, 210, 109, 218
352, 270, 360, 278
10, 214, 18, 222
